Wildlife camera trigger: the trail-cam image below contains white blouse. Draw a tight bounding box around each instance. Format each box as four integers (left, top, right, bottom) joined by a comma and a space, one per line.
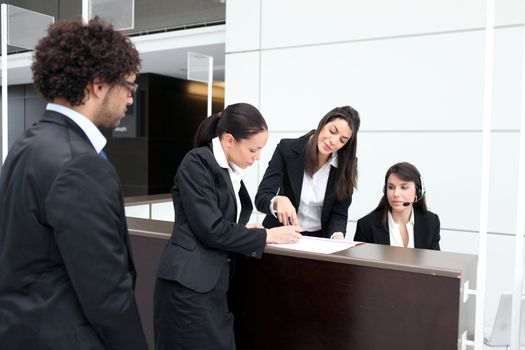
270, 153, 342, 238
387, 210, 415, 248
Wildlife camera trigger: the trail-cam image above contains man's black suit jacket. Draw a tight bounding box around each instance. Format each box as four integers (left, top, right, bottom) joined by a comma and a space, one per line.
255, 135, 352, 238
157, 144, 267, 293
0, 110, 147, 349
354, 208, 441, 250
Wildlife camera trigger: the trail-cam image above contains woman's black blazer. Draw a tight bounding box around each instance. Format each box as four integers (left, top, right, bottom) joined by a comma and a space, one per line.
255, 135, 352, 238
354, 208, 441, 250
157, 144, 267, 293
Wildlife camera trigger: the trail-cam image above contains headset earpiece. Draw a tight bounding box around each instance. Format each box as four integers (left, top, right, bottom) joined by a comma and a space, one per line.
417, 176, 426, 200
384, 175, 425, 200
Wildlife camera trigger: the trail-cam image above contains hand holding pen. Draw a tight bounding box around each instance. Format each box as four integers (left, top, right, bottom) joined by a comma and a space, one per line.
273, 195, 300, 227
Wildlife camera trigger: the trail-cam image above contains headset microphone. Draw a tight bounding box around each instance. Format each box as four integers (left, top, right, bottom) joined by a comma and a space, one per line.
403, 195, 422, 207
402, 175, 426, 207
402, 191, 425, 207
388, 175, 427, 207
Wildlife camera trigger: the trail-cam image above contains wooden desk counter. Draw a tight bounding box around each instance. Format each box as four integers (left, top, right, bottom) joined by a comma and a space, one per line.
127, 217, 477, 350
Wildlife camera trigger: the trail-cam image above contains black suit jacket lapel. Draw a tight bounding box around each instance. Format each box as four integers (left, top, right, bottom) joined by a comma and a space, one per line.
378, 224, 391, 245
220, 167, 237, 204
238, 182, 253, 224
209, 144, 239, 222
413, 209, 425, 248
286, 138, 307, 207
320, 166, 336, 228
373, 211, 391, 245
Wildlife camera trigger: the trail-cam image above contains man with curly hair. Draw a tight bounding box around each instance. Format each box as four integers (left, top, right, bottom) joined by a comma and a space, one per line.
0, 17, 148, 350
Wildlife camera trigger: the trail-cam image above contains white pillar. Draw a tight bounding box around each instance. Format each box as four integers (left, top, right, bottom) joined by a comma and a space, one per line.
82, 0, 89, 23
207, 56, 214, 117
509, 8, 525, 348
474, 0, 495, 348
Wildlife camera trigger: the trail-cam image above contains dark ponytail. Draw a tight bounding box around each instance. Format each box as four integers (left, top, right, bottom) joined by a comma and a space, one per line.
193, 113, 221, 148
193, 103, 268, 148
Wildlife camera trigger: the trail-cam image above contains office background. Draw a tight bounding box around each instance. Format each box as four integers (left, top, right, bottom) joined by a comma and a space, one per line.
224, 0, 525, 328
0, 0, 523, 338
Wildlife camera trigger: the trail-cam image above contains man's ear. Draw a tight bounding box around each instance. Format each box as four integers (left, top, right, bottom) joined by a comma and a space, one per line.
88, 80, 107, 99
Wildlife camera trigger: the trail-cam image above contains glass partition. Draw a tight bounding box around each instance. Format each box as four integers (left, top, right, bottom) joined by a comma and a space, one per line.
187, 51, 213, 116
126, 0, 224, 35
89, 0, 134, 31
7, 5, 53, 50
187, 51, 212, 83
1, 1, 224, 38
1, 5, 54, 163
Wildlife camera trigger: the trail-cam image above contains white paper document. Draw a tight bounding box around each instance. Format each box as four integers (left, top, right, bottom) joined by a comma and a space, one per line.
269, 236, 361, 254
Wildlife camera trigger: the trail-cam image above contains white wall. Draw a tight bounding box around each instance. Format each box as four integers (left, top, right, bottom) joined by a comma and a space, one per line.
225, 0, 525, 332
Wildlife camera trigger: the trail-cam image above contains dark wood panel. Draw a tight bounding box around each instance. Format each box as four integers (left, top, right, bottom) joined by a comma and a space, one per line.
230, 254, 460, 350
130, 233, 169, 350
126, 217, 474, 350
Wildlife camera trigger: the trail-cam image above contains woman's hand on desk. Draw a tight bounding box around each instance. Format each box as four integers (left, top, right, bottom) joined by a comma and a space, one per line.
266, 226, 302, 244
331, 232, 345, 240
273, 196, 299, 226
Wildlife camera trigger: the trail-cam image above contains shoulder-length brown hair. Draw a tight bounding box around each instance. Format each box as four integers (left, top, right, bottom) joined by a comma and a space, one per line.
304, 106, 360, 201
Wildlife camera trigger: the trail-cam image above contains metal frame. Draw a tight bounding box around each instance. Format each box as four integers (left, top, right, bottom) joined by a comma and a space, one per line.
187, 51, 214, 117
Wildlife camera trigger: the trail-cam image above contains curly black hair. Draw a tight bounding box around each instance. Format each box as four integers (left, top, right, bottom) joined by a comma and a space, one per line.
32, 17, 141, 106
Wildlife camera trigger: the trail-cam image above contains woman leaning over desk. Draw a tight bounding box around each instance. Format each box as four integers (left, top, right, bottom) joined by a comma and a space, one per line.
354, 162, 441, 250
255, 106, 360, 239
154, 103, 302, 350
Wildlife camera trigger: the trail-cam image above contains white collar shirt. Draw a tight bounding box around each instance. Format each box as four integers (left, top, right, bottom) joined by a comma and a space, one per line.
212, 137, 243, 223
387, 209, 415, 248
46, 102, 107, 154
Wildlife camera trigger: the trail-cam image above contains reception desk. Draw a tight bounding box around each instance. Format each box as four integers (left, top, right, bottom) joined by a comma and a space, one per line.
126, 217, 477, 350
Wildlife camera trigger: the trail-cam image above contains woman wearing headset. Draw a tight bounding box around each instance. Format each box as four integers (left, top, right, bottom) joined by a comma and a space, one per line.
354, 162, 440, 250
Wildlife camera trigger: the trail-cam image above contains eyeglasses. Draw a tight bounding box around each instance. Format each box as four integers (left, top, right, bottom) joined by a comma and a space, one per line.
119, 79, 139, 97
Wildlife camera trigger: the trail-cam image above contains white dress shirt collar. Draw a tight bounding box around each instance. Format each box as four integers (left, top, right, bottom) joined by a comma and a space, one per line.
212, 137, 243, 222
46, 103, 107, 153
387, 209, 415, 248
